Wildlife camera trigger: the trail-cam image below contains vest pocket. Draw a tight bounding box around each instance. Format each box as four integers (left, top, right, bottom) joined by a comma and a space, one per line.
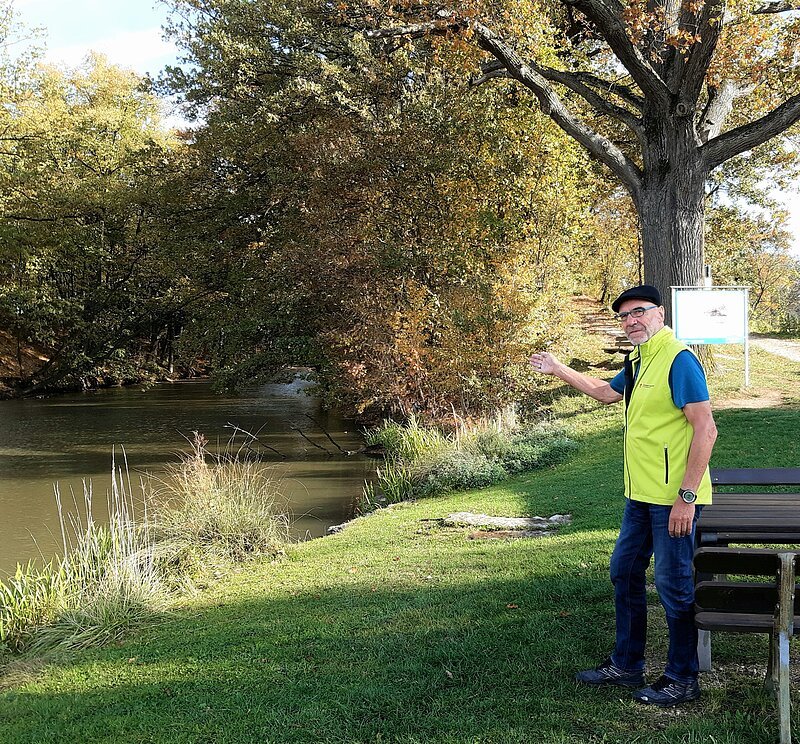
663, 445, 669, 484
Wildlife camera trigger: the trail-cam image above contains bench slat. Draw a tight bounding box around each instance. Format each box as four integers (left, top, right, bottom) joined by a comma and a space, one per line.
710, 468, 800, 486
695, 582, 800, 614
703, 532, 800, 544
695, 611, 800, 634
704, 498, 800, 506
694, 548, 798, 575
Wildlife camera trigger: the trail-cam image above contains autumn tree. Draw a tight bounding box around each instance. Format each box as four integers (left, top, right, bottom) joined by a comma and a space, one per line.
164, 0, 607, 417
0, 53, 197, 392
346, 0, 800, 320
705, 203, 800, 328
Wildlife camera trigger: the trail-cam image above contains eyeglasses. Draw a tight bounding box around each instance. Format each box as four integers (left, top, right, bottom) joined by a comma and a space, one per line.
614, 305, 658, 322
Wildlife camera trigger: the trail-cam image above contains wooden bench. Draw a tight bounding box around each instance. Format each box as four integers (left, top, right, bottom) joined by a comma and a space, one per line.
696, 467, 800, 672
694, 547, 798, 744
699, 467, 800, 546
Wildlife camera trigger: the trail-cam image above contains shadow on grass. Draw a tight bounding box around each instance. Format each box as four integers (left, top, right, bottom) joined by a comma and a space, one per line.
2, 409, 798, 744
0, 563, 788, 744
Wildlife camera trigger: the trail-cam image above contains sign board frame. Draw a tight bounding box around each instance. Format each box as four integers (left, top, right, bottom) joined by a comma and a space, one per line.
671, 286, 750, 386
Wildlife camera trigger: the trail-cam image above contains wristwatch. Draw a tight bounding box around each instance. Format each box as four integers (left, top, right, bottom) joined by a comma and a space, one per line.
678, 488, 697, 504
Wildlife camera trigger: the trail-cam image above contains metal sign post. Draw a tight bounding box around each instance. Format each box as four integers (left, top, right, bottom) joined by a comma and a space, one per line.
671, 286, 750, 387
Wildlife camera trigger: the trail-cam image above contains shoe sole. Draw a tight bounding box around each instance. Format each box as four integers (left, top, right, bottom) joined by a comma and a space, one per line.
633, 692, 700, 707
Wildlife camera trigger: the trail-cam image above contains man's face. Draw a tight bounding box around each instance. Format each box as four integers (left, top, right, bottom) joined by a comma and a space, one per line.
618, 298, 665, 346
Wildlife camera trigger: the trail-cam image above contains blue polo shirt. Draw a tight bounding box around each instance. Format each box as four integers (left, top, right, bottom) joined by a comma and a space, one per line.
610, 350, 709, 408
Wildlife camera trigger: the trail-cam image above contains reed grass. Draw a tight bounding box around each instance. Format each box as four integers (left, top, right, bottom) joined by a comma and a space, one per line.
0, 562, 64, 655
150, 433, 289, 563
0, 438, 289, 657
360, 412, 575, 511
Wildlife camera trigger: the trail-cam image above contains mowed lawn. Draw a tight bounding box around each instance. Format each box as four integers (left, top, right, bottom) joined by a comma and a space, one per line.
2, 346, 800, 744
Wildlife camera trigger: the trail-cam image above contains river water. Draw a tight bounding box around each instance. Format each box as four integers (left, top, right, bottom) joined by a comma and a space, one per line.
0, 378, 374, 576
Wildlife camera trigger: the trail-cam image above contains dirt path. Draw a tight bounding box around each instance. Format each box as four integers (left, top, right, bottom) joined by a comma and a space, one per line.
749, 335, 800, 363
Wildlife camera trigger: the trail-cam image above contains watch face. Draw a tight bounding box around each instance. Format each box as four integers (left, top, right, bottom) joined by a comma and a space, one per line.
680, 489, 697, 503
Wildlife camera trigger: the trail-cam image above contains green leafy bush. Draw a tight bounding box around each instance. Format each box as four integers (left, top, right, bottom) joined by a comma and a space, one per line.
360, 415, 575, 510
417, 451, 508, 497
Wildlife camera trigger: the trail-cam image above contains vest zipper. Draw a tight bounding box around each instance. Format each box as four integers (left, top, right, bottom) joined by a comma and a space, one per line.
663, 445, 669, 485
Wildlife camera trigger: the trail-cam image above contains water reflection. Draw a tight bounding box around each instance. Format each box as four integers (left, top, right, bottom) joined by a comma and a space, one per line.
0, 379, 372, 575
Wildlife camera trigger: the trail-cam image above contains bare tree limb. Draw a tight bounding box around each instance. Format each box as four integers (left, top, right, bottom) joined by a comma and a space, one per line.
304, 413, 347, 454
571, 71, 644, 111
535, 65, 643, 134
472, 58, 642, 132
564, 0, 671, 105
697, 80, 754, 143
702, 93, 800, 170
364, 20, 458, 40
470, 68, 509, 85
472, 21, 643, 199
291, 426, 332, 455
679, 0, 727, 101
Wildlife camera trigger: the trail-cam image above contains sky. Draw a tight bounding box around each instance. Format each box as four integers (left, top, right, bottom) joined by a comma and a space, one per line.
11, 0, 800, 256
15, 0, 178, 76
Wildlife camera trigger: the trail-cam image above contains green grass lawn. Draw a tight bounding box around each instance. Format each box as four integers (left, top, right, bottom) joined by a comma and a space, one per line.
1, 344, 799, 743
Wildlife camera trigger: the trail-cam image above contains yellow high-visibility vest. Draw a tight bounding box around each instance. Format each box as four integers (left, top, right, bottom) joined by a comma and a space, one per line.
623, 327, 712, 506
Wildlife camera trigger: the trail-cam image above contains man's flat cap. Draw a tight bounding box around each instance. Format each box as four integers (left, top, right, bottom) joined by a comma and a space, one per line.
611, 285, 662, 313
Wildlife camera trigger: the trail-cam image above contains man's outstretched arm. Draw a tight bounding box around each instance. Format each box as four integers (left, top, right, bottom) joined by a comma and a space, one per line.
531, 351, 623, 405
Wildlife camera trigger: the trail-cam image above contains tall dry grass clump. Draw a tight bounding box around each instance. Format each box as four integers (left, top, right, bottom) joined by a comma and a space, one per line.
1, 453, 167, 655
150, 433, 289, 563
1, 439, 289, 658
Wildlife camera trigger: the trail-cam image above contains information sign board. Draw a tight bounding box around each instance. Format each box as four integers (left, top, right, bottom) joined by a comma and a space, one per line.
672, 287, 748, 345
671, 286, 750, 386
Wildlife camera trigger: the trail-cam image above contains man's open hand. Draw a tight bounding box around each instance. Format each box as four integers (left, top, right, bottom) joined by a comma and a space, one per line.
669, 500, 696, 538
530, 352, 559, 375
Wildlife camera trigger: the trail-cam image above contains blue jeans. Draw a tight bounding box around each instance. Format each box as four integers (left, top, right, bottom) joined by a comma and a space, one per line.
609, 498, 700, 683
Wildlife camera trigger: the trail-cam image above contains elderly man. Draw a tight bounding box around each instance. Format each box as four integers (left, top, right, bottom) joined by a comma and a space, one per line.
531, 285, 717, 707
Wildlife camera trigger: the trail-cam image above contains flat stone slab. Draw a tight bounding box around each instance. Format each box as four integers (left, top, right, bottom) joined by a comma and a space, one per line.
443, 512, 571, 531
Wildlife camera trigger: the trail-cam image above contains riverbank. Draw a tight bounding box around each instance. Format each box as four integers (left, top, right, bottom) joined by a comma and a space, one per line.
2, 344, 798, 742
0, 378, 371, 575
0, 329, 212, 399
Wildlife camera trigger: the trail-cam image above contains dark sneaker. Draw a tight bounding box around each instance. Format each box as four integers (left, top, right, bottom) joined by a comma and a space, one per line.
632, 675, 700, 707
575, 658, 645, 688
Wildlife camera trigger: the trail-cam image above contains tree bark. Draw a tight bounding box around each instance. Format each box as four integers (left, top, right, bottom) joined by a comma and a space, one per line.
636, 110, 707, 324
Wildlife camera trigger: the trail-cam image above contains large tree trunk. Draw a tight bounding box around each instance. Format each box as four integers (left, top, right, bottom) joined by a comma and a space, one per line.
637, 115, 707, 325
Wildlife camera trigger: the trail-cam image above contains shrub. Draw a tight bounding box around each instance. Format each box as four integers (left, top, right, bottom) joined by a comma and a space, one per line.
150, 433, 289, 563
360, 414, 575, 508
416, 451, 508, 497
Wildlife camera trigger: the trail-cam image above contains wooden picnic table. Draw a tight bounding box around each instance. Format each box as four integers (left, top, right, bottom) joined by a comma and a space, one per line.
696, 468, 800, 547
694, 467, 800, 679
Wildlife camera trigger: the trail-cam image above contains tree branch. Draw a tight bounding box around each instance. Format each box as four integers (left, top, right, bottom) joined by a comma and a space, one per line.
364, 19, 460, 40
702, 93, 800, 170
476, 62, 644, 112
470, 68, 509, 86
678, 0, 726, 101
752, 1, 800, 13
473, 22, 643, 199
535, 65, 643, 135
697, 80, 754, 143
571, 71, 644, 111
564, 0, 671, 104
